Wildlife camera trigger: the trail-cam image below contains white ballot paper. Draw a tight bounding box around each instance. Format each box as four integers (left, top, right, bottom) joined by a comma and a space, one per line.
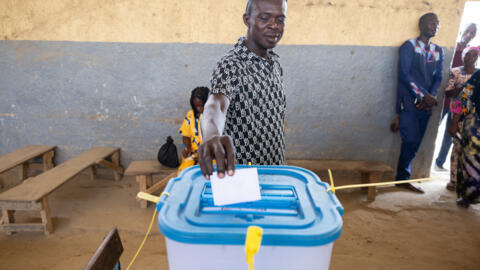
210, 167, 261, 206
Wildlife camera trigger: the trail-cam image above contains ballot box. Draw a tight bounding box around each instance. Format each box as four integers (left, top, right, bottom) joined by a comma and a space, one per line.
156, 165, 344, 270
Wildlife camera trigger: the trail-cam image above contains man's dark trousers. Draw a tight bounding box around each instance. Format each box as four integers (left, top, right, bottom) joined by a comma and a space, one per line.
396, 110, 431, 180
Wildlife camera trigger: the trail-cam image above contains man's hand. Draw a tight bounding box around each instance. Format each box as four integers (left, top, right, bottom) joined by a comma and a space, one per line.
423, 94, 438, 108
416, 100, 428, 110
390, 115, 400, 133
198, 135, 236, 179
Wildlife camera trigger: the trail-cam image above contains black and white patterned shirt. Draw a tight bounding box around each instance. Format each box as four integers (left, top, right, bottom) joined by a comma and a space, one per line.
210, 37, 286, 165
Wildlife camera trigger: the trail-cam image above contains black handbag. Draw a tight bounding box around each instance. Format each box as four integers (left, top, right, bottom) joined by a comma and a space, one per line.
157, 136, 180, 168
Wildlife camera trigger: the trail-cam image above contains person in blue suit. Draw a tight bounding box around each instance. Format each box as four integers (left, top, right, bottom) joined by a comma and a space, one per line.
390, 13, 444, 193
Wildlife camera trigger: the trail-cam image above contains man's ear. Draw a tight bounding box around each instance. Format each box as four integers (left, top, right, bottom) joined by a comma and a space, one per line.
243, 13, 250, 27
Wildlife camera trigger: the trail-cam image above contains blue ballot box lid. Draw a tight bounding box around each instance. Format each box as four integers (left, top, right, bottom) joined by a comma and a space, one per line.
157, 165, 344, 246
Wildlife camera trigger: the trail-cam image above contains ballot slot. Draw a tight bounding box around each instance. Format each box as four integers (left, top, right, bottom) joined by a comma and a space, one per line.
198, 183, 301, 217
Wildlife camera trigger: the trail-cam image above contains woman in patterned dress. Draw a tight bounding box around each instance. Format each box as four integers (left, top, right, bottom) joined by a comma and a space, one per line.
448, 49, 480, 207
445, 47, 479, 191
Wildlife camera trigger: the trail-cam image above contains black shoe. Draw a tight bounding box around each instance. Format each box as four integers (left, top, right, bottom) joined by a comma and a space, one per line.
456, 198, 470, 208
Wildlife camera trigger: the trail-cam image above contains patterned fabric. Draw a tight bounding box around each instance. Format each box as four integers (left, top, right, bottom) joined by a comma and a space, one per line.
448, 67, 473, 114
210, 37, 286, 165
409, 82, 424, 99
178, 109, 202, 153
396, 38, 444, 114
177, 109, 202, 173
448, 67, 475, 184
406, 39, 441, 100
457, 70, 480, 203
450, 117, 464, 184
409, 39, 441, 62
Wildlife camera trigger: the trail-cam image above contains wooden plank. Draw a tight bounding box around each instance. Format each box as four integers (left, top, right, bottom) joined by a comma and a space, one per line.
145, 172, 176, 194
18, 162, 29, 181
0, 145, 56, 174
286, 159, 393, 173
0, 147, 120, 202
84, 228, 123, 270
89, 165, 97, 181
40, 197, 53, 235
42, 150, 55, 171
361, 172, 370, 192
98, 160, 124, 175
1, 209, 15, 235
110, 151, 122, 181
367, 172, 381, 201
0, 200, 42, 210
125, 160, 175, 176
2, 223, 45, 232
137, 175, 148, 208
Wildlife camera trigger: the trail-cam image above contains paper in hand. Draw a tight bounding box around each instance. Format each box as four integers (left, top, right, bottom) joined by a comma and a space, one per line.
210, 167, 261, 206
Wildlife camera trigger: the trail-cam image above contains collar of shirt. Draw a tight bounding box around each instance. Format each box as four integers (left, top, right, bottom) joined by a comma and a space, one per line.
415, 38, 436, 52
234, 37, 279, 63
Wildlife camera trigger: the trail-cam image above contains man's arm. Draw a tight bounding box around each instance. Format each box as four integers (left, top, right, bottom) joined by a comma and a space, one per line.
199, 93, 236, 179
182, 136, 192, 158
420, 47, 444, 108
202, 94, 229, 141
398, 42, 427, 102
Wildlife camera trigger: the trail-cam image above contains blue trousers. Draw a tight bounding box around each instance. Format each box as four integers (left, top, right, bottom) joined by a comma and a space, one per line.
396, 110, 431, 180
434, 107, 452, 167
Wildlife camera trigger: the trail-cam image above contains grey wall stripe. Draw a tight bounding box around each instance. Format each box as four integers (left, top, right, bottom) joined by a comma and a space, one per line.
0, 41, 453, 177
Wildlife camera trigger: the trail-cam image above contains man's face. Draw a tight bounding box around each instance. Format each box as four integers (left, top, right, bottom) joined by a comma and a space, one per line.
420, 16, 440, 38
244, 0, 287, 50
461, 24, 477, 44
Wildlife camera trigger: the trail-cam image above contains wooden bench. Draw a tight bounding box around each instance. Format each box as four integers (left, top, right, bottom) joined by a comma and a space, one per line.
125, 160, 176, 208
286, 160, 393, 201
0, 147, 124, 235
0, 145, 56, 183
84, 227, 123, 270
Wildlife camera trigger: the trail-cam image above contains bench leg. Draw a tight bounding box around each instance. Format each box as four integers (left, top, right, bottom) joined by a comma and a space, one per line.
361, 172, 369, 192
367, 172, 381, 201
111, 151, 122, 181
19, 162, 29, 181
2, 209, 15, 235
137, 175, 152, 208
42, 150, 55, 171
145, 172, 177, 194
89, 165, 97, 181
40, 197, 53, 235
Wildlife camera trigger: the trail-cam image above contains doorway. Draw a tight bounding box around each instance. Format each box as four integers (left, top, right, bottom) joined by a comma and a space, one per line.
432, 1, 480, 174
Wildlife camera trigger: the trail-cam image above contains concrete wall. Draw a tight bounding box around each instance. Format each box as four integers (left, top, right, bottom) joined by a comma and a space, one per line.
0, 0, 471, 177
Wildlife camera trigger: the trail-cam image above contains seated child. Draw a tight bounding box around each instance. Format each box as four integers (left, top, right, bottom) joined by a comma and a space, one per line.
177, 86, 210, 173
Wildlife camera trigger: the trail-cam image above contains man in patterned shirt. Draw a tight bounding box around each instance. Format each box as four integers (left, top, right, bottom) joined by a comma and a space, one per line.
390, 13, 444, 193
199, 0, 287, 179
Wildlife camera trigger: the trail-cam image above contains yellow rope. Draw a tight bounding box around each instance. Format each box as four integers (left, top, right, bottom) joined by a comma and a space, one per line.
126, 208, 158, 270
326, 176, 434, 193
328, 169, 335, 194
